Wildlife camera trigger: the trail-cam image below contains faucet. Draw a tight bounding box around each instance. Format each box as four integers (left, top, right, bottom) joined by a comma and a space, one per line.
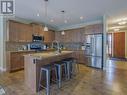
52, 40, 61, 53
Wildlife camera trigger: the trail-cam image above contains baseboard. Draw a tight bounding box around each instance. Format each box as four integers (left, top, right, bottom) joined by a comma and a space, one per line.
0, 67, 6, 72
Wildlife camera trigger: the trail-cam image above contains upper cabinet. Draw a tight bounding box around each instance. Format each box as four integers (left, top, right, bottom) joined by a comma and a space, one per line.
55, 28, 85, 43
8, 20, 33, 42
8, 20, 55, 43
85, 24, 103, 34
41, 30, 55, 43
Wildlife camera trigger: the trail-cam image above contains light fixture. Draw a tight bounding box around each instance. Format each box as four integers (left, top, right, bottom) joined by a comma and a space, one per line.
61, 30, 65, 35
80, 16, 83, 20
61, 10, 67, 35
37, 13, 40, 17
64, 20, 67, 23
114, 28, 120, 31
43, 0, 48, 31
44, 25, 48, 31
118, 21, 127, 25
50, 19, 54, 22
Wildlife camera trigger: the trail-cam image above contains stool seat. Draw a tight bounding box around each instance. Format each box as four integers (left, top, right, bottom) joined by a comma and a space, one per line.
41, 65, 51, 70
54, 61, 65, 65
62, 58, 72, 61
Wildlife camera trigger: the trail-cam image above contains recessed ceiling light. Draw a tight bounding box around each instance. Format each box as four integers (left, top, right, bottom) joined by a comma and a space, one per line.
80, 16, 84, 20
50, 19, 54, 22
114, 28, 120, 31
64, 20, 67, 23
37, 13, 40, 17
118, 21, 127, 25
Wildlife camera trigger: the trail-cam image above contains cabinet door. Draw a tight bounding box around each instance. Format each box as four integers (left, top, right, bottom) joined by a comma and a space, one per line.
80, 28, 85, 43
73, 29, 81, 42
20, 53, 24, 68
43, 31, 55, 42
9, 21, 33, 42
32, 24, 40, 35
85, 25, 94, 34
72, 51, 80, 63
55, 32, 63, 42
24, 25, 33, 42
9, 21, 18, 42
10, 53, 21, 71
94, 24, 103, 34
49, 31, 55, 42
64, 31, 69, 42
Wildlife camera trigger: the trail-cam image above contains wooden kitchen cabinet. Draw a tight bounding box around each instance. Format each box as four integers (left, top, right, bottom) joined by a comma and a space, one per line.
32, 24, 41, 35
78, 51, 88, 64
9, 21, 19, 42
7, 51, 36, 72
8, 20, 33, 42
72, 29, 81, 42
55, 32, 64, 42
43, 31, 55, 42
8, 20, 55, 43
94, 24, 103, 34
9, 52, 23, 72
85, 24, 103, 35
72, 50, 87, 64
85, 25, 94, 34
55, 28, 85, 43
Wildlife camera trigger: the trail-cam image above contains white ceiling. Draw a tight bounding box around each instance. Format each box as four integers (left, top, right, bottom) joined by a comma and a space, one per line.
14, 0, 127, 30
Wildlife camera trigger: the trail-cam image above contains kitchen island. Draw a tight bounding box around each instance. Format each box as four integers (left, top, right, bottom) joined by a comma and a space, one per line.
24, 51, 74, 93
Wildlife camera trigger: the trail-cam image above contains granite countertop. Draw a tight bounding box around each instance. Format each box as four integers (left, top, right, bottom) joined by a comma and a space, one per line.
6, 49, 83, 53
24, 51, 74, 60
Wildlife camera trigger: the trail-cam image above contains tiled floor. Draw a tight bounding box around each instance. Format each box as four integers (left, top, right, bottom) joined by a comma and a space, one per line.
0, 60, 127, 95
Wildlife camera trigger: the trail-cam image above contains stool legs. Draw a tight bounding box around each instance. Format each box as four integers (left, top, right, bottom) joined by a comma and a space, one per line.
46, 70, 50, 95
55, 63, 67, 88
66, 62, 71, 80
58, 65, 62, 88
71, 60, 79, 75
38, 69, 51, 95
38, 69, 43, 94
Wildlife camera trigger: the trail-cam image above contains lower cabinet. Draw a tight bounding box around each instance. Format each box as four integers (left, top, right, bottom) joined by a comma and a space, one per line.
9, 52, 24, 72
7, 50, 87, 72
73, 50, 88, 64
7, 51, 35, 72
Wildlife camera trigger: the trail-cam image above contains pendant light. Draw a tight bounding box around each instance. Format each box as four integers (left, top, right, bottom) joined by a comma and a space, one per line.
44, 0, 48, 31
61, 10, 66, 35
61, 30, 65, 35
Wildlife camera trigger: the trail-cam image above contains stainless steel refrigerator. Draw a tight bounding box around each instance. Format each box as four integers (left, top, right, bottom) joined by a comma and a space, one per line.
85, 34, 103, 69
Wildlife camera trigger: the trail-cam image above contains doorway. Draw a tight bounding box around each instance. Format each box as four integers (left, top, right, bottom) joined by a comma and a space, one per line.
107, 32, 126, 60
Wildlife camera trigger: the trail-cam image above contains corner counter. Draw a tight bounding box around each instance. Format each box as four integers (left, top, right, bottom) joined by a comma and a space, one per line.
24, 51, 74, 93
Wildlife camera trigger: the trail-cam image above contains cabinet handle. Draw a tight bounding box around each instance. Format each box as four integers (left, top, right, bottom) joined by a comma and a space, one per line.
33, 59, 37, 64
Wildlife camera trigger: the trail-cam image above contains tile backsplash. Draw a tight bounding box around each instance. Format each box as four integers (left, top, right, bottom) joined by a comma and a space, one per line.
61, 42, 83, 50
6, 42, 29, 51
6, 42, 83, 51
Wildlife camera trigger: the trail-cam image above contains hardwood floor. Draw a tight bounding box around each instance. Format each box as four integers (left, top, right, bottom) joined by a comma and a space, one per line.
0, 60, 127, 95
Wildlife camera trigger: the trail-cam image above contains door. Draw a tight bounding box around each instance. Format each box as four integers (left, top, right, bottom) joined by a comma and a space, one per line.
113, 32, 125, 58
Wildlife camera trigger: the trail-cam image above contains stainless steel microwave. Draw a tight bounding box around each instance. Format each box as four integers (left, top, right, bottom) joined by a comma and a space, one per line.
32, 35, 44, 42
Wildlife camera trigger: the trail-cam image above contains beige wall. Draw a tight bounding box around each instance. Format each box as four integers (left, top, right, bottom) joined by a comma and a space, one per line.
0, 16, 4, 71
0, 16, 7, 71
